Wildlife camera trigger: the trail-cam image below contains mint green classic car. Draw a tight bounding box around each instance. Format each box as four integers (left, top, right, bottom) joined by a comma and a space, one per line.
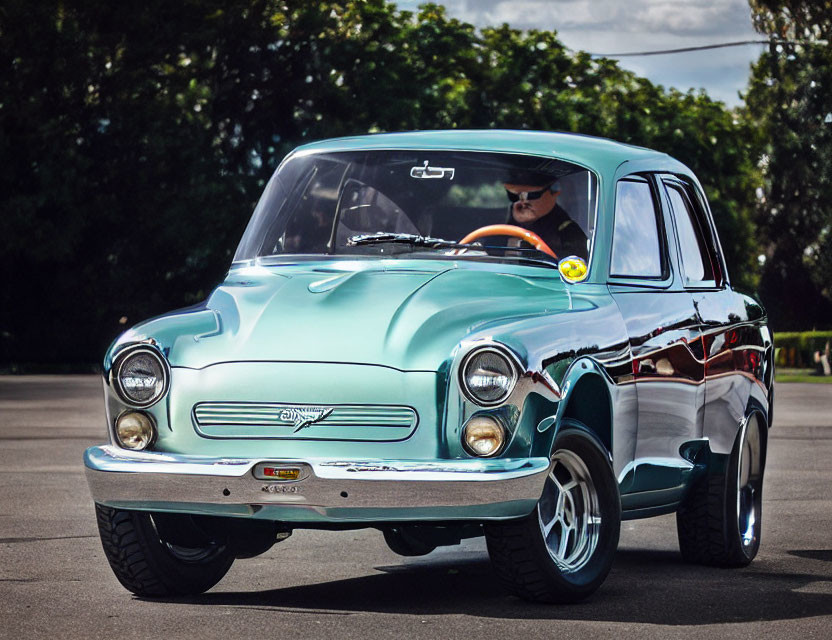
85, 130, 773, 602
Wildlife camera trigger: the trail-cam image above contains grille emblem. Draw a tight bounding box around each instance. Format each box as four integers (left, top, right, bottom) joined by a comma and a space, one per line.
279, 406, 334, 432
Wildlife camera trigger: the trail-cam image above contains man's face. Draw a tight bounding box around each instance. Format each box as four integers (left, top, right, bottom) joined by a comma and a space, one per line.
504, 183, 560, 224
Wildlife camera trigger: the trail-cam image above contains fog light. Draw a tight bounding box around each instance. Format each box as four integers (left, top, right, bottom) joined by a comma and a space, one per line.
115, 411, 156, 450
462, 416, 506, 457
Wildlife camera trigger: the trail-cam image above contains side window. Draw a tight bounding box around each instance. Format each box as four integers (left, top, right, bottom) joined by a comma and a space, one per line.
610, 178, 664, 278
664, 183, 716, 286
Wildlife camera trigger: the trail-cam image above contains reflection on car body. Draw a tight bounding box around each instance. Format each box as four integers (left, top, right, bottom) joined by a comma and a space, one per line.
85, 130, 772, 602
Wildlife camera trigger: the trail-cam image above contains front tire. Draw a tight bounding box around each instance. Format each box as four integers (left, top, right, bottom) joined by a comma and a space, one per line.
676, 413, 765, 566
485, 423, 621, 603
95, 504, 235, 597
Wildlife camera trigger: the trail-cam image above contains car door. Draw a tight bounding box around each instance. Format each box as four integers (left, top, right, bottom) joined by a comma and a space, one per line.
661, 177, 764, 456
608, 174, 705, 505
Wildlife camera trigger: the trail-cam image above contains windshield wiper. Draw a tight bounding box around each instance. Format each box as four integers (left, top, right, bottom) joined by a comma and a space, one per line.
347, 232, 464, 249
346, 232, 560, 269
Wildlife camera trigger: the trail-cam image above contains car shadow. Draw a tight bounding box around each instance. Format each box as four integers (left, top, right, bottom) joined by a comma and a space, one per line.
164, 547, 832, 624
789, 549, 832, 562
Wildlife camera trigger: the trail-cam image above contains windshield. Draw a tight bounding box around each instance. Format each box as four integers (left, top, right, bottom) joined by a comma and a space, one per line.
234, 150, 597, 266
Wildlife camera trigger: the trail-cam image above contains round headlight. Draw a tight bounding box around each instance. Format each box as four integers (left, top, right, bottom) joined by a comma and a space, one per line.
462, 416, 506, 457
115, 411, 156, 450
461, 348, 517, 405
114, 347, 168, 407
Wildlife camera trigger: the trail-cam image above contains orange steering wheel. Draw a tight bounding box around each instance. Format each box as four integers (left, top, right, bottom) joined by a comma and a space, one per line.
459, 224, 558, 259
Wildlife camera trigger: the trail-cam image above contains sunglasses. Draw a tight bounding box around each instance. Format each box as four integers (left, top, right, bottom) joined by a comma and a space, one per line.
505, 184, 558, 203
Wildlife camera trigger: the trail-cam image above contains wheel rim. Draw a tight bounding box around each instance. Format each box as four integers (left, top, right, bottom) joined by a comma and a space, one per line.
737, 414, 763, 553
537, 449, 602, 573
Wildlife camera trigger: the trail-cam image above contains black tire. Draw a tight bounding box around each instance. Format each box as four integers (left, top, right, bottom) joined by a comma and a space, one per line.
676, 413, 765, 566
484, 422, 621, 603
95, 504, 235, 597
383, 527, 437, 557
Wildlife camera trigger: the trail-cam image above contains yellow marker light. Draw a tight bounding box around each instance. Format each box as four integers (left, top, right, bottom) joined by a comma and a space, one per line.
558, 256, 588, 283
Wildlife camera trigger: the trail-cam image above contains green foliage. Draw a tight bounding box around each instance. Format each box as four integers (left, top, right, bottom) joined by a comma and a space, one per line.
775, 370, 832, 383
0, 0, 763, 365
746, 1, 832, 329
773, 330, 832, 367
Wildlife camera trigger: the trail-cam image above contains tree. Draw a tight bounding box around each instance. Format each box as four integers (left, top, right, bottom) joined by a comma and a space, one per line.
746, 0, 832, 329
0, 1, 763, 366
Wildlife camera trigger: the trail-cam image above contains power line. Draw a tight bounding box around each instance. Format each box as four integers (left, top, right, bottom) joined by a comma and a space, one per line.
588, 39, 825, 58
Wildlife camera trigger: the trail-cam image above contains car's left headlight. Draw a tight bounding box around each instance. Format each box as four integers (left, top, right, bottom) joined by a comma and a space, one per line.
112, 346, 169, 408
461, 347, 517, 405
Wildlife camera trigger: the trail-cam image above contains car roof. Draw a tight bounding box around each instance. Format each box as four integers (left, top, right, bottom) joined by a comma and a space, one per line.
292, 129, 686, 175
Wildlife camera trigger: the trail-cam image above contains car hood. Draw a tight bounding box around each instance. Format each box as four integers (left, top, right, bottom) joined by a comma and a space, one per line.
119, 260, 588, 372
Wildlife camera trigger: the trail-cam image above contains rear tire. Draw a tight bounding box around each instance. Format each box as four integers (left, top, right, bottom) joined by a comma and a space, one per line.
484, 422, 621, 603
95, 504, 235, 596
676, 413, 765, 566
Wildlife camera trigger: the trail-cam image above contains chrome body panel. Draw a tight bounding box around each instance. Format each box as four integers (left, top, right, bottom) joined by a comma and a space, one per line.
696, 290, 772, 454
610, 289, 706, 493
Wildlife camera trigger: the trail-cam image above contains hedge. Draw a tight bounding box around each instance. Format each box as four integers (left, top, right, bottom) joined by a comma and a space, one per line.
773, 331, 832, 368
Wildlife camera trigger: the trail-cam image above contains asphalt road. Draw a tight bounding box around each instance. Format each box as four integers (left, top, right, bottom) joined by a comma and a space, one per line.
1, 376, 831, 639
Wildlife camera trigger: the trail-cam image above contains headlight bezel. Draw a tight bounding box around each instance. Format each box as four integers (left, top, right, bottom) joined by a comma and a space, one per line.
111, 344, 170, 408
459, 346, 518, 407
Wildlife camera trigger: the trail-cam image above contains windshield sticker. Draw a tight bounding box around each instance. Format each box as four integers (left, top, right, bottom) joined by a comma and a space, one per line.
410, 160, 455, 180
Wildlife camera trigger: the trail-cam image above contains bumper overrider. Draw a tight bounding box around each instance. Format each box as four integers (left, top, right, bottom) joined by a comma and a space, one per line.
84, 445, 550, 523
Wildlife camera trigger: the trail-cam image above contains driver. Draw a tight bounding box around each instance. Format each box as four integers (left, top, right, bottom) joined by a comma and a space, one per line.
504, 178, 588, 260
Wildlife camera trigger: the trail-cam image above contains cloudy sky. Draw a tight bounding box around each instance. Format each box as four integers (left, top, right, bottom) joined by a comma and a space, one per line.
397, 0, 764, 107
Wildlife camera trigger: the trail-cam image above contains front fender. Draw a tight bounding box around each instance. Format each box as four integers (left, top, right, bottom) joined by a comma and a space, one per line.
529, 357, 617, 461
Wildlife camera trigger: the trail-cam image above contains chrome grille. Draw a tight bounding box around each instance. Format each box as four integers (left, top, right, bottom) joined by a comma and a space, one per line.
193, 402, 418, 441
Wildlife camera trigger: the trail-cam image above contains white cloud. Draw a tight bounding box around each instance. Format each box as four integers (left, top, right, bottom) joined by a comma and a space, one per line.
396, 0, 761, 106
432, 0, 755, 37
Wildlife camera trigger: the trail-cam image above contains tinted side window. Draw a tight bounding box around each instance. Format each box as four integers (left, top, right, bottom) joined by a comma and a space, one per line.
611, 179, 663, 278
665, 184, 715, 285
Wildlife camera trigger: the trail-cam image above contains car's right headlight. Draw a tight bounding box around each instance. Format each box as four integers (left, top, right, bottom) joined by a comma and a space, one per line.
460, 347, 517, 406
112, 346, 169, 408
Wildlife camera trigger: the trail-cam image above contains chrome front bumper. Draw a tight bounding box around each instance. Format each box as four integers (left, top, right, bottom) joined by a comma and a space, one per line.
84, 445, 550, 523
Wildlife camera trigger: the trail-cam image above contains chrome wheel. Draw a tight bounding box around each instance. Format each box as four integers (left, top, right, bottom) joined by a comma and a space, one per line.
737, 414, 763, 552
537, 449, 602, 572
677, 411, 767, 567
486, 424, 620, 602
